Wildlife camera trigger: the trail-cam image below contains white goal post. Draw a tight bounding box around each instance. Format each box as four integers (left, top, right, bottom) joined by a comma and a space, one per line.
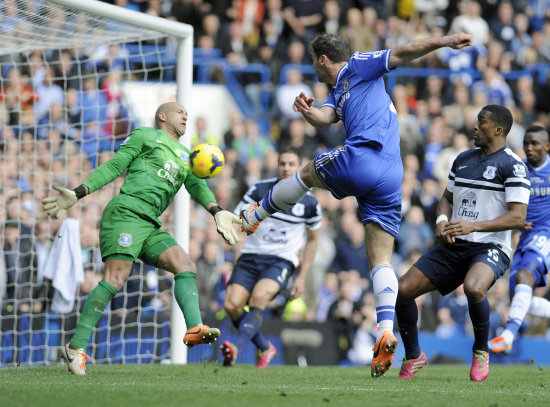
0, 0, 194, 365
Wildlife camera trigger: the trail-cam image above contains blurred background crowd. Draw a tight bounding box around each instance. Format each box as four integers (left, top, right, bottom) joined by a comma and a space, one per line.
1, 0, 550, 365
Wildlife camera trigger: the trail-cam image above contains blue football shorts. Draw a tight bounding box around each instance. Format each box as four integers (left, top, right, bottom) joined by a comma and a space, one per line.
228, 254, 295, 294
313, 144, 403, 237
509, 231, 550, 295
414, 239, 510, 296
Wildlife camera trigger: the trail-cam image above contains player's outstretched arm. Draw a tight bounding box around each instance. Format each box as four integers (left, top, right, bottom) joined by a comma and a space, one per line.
389, 32, 473, 68
42, 184, 88, 219
208, 203, 242, 246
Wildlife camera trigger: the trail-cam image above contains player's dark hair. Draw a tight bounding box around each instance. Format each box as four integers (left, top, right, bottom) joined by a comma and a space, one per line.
482, 104, 513, 136
525, 125, 549, 141
310, 33, 352, 63
278, 146, 302, 162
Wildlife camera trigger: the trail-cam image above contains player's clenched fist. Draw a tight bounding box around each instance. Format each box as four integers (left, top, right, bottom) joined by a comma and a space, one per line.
293, 92, 314, 113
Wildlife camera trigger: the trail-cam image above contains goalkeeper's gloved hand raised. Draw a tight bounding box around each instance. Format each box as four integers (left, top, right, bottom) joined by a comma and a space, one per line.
210, 205, 242, 246
42, 185, 86, 219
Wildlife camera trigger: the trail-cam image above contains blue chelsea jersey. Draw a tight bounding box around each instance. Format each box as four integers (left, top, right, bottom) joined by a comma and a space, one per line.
516, 155, 550, 252
321, 49, 400, 156
524, 156, 550, 225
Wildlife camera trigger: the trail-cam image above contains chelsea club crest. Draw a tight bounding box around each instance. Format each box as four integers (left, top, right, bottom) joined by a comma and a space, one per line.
342, 79, 350, 92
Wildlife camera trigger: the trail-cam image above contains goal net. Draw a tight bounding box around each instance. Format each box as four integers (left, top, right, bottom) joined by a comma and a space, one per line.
0, 0, 191, 366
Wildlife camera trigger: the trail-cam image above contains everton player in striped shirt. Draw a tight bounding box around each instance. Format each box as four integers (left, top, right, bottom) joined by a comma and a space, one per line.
396, 105, 530, 381
220, 147, 321, 368
240, 31, 473, 378
489, 125, 550, 355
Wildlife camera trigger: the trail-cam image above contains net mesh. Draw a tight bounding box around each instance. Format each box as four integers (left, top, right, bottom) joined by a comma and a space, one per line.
0, 0, 177, 366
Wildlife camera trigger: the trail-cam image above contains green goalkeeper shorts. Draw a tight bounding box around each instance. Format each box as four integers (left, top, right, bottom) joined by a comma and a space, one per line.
99, 203, 178, 266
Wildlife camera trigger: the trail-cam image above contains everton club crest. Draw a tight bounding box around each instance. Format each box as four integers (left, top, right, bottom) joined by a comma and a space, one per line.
483, 165, 497, 180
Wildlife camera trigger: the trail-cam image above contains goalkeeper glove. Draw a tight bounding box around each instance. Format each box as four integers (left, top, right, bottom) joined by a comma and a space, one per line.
42, 185, 86, 219
210, 205, 242, 245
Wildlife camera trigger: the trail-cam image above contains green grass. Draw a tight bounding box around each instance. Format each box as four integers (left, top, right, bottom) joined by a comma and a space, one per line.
1, 363, 549, 407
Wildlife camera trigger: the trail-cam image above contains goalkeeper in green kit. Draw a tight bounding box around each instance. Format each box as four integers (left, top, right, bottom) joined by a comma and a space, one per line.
42, 102, 242, 375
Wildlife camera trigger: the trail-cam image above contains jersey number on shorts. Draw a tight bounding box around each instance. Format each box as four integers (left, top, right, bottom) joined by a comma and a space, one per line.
277, 268, 288, 284
487, 248, 500, 264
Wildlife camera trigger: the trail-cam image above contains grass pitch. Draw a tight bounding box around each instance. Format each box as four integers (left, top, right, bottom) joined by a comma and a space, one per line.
1, 363, 548, 407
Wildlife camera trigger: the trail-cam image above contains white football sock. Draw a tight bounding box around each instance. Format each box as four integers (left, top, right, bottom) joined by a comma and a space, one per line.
528, 296, 550, 318
256, 172, 310, 220
371, 264, 397, 341
505, 284, 533, 339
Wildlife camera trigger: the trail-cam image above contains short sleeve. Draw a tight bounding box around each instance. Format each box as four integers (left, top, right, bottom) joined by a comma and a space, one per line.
504, 161, 530, 204
349, 50, 393, 82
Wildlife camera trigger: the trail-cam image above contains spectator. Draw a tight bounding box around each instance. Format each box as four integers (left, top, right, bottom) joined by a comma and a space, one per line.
78, 76, 107, 125
231, 118, 274, 164
340, 8, 375, 53
322, 1, 341, 36
449, 1, 489, 45
435, 284, 470, 338
282, 0, 323, 45
195, 239, 224, 316
432, 132, 469, 183
278, 118, 317, 160
411, 177, 441, 229
227, 0, 265, 49
34, 67, 64, 123
331, 213, 370, 281
471, 67, 514, 107
191, 116, 218, 146
274, 68, 313, 123
489, 1, 516, 52
396, 205, 434, 259
3, 219, 39, 312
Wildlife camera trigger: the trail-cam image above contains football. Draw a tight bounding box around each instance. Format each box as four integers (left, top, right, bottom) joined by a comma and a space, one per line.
189, 143, 225, 179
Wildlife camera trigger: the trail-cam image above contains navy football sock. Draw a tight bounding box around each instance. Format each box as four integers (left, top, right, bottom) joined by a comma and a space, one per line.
469, 297, 490, 353
396, 301, 421, 360
235, 307, 265, 351
232, 309, 269, 352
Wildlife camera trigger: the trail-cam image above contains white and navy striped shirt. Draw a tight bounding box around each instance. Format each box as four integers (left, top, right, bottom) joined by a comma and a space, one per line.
234, 178, 322, 267
447, 147, 530, 257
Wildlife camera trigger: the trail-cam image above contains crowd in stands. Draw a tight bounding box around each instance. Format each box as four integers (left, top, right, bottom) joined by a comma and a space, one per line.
1, 0, 550, 365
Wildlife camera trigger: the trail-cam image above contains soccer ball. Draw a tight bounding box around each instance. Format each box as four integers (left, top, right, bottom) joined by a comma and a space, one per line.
189, 143, 225, 179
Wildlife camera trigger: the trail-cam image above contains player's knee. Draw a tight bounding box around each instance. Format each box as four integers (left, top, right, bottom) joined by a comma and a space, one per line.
223, 301, 241, 319
249, 291, 273, 308
396, 278, 416, 302
516, 268, 535, 286
105, 271, 128, 291
463, 283, 485, 302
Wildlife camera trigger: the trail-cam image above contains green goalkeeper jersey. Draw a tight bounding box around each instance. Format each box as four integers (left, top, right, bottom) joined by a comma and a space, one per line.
83, 127, 216, 224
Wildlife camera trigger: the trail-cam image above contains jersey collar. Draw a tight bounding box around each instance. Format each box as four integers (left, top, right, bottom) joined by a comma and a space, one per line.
332, 63, 349, 90
529, 155, 550, 172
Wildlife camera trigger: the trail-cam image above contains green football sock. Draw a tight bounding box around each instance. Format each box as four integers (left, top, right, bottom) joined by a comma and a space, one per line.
70, 280, 118, 350
174, 272, 203, 328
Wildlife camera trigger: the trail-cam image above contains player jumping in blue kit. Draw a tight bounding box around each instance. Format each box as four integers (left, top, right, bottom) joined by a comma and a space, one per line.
489, 125, 550, 355
239, 31, 473, 378
395, 105, 530, 382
